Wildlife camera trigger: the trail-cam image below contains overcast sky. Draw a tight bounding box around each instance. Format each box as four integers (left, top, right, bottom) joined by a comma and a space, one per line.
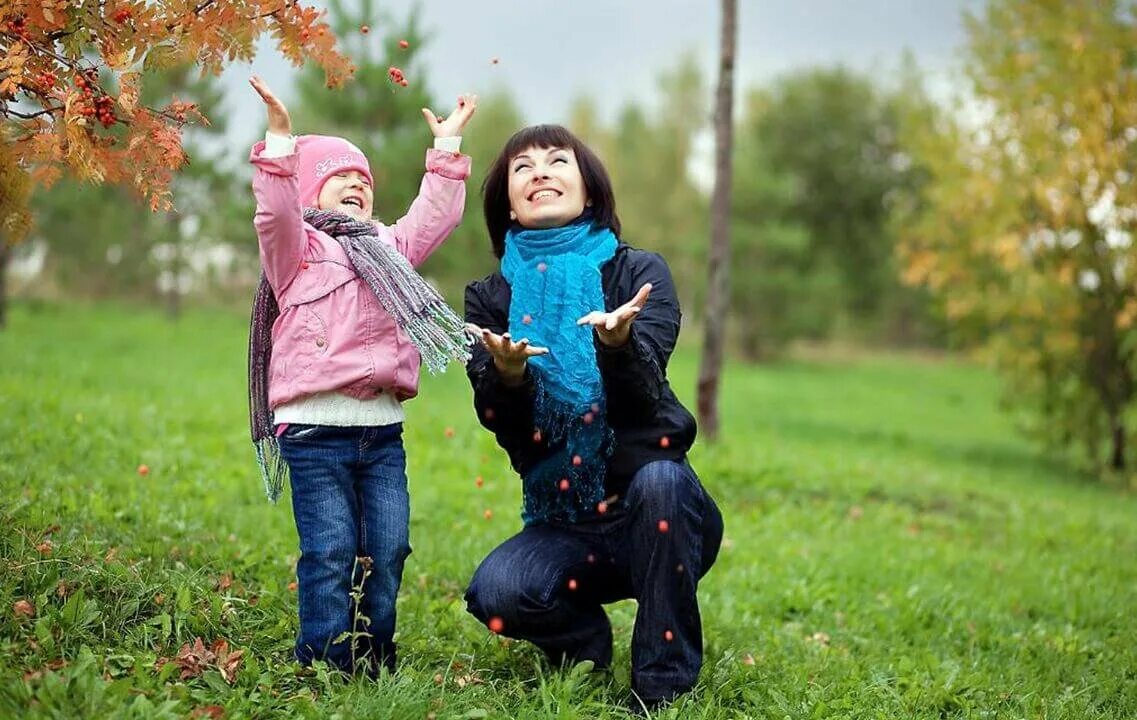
218, 0, 985, 149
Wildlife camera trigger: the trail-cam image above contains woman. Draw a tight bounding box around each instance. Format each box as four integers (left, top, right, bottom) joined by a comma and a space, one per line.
462, 124, 723, 709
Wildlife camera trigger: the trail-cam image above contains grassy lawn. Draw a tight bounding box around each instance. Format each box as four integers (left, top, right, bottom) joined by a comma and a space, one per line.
1, 301, 1134, 719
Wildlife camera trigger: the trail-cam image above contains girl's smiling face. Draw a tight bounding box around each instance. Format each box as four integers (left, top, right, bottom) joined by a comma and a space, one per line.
318, 170, 374, 220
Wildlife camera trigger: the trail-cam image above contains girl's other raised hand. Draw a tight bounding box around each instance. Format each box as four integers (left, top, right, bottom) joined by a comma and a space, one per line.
421, 93, 478, 138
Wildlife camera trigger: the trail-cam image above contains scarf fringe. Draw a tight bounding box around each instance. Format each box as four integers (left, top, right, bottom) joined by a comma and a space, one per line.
521, 369, 613, 525
255, 438, 289, 503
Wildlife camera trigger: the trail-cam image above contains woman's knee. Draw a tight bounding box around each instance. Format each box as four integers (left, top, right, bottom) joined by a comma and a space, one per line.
625, 460, 699, 511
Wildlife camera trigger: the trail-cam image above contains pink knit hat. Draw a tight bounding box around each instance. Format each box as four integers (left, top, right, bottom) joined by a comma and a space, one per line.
295, 134, 373, 208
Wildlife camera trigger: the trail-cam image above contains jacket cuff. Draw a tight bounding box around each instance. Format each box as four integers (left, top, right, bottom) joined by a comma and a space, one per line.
425, 147, 472, 181
250, 140, 300, 175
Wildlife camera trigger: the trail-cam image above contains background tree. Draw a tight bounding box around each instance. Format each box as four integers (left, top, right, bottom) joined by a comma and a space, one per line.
896, 0, 1137, 474
697, 0, 736, 442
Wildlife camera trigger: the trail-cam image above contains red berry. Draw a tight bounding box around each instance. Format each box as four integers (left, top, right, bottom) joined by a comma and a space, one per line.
567, 578, 578, 591
587, 553, 596, 563
660, 436, 671, 448
137, 464, 150, 476
664, 630, 674, 642
484, 408, 495, 421
572, 455, 582, 466
582, 412, 593, 424
360, 25, 370, 34
537, 262, 547, 272
522, 314, 532, 325
475, 476, 484, 488
491, 57, 500, 64
532, 429, 542, 443
488, 616, 504, 633
445, 427, 455, 438
400, 79, 408, 87
658, 520, 669, 533
399, 39, 409, 49
559, 478, 570, 492
597, 501, 608, 515
483, 509, 493, 520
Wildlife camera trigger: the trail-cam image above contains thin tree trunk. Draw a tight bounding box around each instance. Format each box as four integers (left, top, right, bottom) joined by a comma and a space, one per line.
696, 0, 737, 442
0, 240, 9, 329
1111, 421, 1125, 471
164, 211, 182, 321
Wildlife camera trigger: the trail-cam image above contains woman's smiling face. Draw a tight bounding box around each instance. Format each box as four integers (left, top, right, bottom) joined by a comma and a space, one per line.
507, 145, 588, 229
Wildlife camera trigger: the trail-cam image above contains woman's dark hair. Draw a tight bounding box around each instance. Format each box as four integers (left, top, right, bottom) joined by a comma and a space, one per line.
482, 124, 621, 258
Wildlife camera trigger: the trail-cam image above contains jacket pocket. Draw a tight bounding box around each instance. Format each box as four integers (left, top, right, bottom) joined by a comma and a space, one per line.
283, 260, 356, 307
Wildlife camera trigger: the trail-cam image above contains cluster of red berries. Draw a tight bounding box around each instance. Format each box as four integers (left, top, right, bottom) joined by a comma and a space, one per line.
76, 74, 116, 128
33, 70, 58, 90
4, 14, 29, 40
111, 7, 133, 23
387, 66, 408, 87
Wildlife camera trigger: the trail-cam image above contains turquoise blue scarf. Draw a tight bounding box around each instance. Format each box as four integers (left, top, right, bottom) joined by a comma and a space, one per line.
502, 217, 618, 524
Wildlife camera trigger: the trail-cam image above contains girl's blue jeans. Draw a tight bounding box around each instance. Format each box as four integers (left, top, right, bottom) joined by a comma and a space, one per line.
278, 422, 411, 675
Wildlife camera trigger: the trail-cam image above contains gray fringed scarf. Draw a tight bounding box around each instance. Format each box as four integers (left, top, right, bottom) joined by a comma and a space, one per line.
248, 208, 471, 502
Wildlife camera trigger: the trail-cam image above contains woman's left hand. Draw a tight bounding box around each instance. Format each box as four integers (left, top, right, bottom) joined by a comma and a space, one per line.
577, 283, 652, 347
422, 93, 478, 138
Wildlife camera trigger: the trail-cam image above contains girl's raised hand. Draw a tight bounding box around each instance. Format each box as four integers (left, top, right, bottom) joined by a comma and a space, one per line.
421, 93, 478, 138
250, 75, 291, 136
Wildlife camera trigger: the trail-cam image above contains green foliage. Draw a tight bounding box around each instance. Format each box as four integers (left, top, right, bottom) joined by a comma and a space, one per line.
1, 302, 1135, 718
896, 0, 1137, 475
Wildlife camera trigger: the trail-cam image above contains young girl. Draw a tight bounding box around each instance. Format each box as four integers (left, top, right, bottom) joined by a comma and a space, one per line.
246, 75, 475, 676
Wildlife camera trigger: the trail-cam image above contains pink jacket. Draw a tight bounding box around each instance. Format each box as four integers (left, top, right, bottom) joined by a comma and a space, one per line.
250, 142, 472, 407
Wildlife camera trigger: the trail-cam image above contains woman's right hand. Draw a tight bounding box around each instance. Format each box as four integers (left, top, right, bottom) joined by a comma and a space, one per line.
250, 75, 291, 136
466, 323, 549, 386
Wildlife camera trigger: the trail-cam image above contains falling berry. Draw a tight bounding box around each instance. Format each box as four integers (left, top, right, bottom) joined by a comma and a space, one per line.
360, 24, 370, 34
483, 509, 493, 520
491, 57, 500, 64
559, 478, 570, 491
597, 501, 608, 515
664, 630, 674, 642
676, 563, 685, 574
659, 436, 670, 449
137, 464, 150, 476
533, 429, 542, 443
582, 412, 594, 424
572, 455, 582, 466
484, 408, 495, 421
522, 314, 532, 325
475, 476, 484, 488
567, 578, 578, 591
658, 520, 670, 533
587, 553, 596, 563
445, 427, 455, 438
35, 541, 52, 555
399, 39, 409, 48
537, 262, 547, 272
488, 616, 504, 633
287, 581, 298, 592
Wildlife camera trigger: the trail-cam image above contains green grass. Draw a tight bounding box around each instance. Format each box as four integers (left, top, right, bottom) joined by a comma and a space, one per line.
1, 301, 1135, 719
